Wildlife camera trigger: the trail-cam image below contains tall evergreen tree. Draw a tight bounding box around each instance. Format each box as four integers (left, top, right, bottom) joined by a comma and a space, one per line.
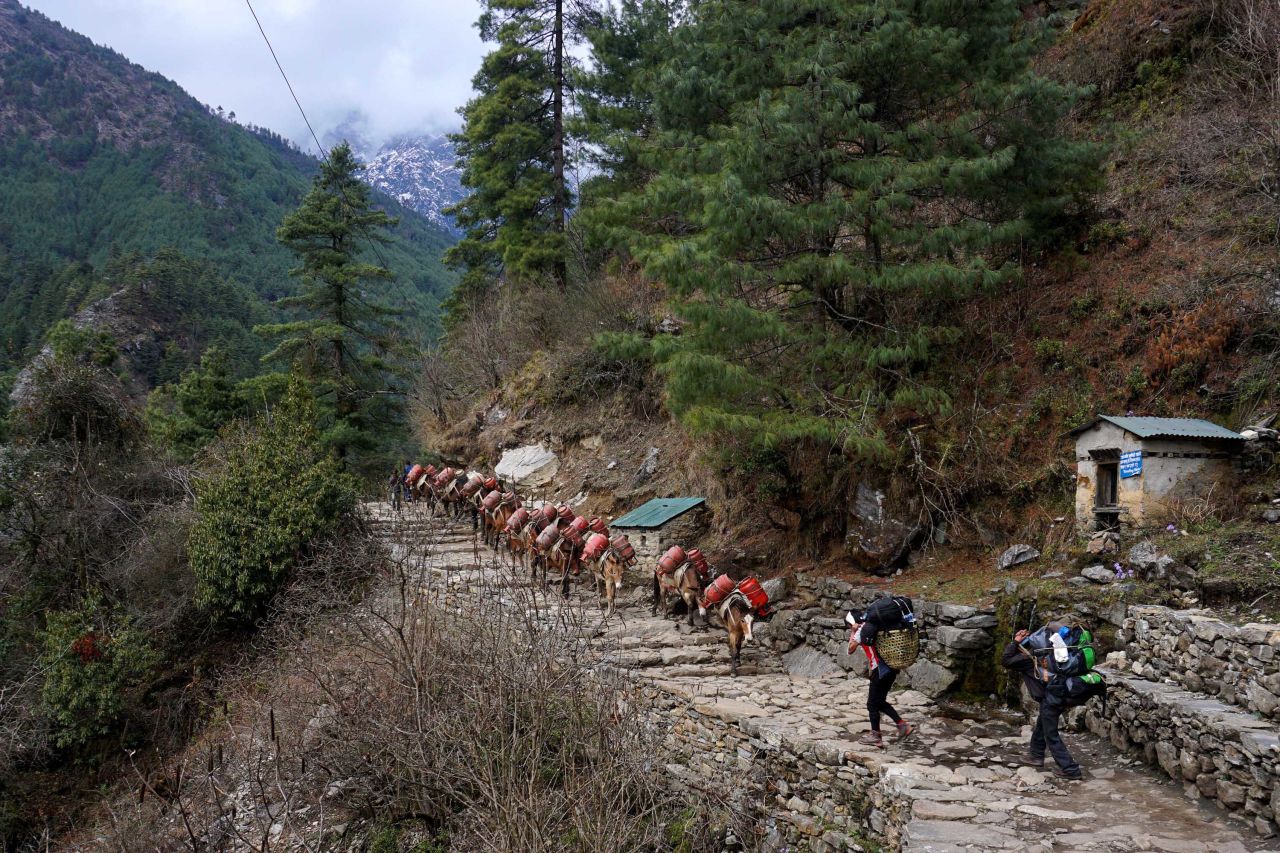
446, 0, 585, 301
574, 0, 684, 207
609, 0, 1100, 456
256, 142, 406, 460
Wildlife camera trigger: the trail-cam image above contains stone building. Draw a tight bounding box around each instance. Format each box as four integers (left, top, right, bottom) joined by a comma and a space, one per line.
610, 497, 709, 567
1070, 415, 1243, 531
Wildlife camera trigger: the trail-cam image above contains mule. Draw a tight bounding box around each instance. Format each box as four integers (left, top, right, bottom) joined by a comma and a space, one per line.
591, 551, 626, 614
653, 563, 705, 627
484, 499, 516, 549
713, 594, 756, 677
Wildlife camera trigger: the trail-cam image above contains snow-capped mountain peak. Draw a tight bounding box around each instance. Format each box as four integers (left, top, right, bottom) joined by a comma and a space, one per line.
359, 134, 464, 233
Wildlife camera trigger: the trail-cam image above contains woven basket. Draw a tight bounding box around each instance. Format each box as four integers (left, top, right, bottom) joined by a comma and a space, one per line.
875, 627, 920, 670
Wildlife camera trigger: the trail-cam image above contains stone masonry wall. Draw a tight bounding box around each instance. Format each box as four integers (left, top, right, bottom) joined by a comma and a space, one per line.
1078, 671, 1280, 837
634, 679, 916, 852
761, 575, 1000, 697
1119, 605, 1280, 718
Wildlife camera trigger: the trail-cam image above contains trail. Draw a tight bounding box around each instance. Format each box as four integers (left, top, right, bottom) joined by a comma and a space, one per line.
368, 502, 1275, 852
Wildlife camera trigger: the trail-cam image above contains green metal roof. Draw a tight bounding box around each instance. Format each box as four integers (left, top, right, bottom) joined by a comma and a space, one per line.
1073, 415, 1243, 441
612, 497, 706, 528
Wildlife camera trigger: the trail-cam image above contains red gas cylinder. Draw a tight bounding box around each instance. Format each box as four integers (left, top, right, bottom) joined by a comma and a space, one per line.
461, 474, 483, 498
738, 577, 769, 614
588, 517, 608, 535
536, 525, 561, 551
687, 548, 709, 576
406, 464, 424, 485
657, 545, 687, 574
609, 534, 636, 564
424, 464, 438, 477
440, 467, 456, 481
534, 515, 551, 533
702, 574, 735, 608
483, 476, 498, 491
540, 503, 558, 521
481, 491, 502, 512
583, 532, 609, 560
506, 507, 530, 532
562, 516, 588, 546
557, 504, 573, 522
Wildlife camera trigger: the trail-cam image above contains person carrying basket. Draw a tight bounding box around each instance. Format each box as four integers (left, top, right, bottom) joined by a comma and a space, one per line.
846, 595, 920, 747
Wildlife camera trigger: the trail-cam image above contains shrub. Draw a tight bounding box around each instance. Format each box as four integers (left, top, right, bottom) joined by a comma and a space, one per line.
38, 595, 158, 749
188, 376, 356, 623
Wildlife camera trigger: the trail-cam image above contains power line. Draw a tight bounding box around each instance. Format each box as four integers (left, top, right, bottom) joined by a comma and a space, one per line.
242, 0, 404, 279
243, 0, 327, 160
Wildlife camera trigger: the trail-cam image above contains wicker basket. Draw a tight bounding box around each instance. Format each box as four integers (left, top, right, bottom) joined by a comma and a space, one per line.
875, 627, 920, 670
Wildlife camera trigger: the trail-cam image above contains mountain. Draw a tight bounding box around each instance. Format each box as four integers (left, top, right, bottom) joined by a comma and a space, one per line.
0, 0, 456, 377
360, 134, 464, 233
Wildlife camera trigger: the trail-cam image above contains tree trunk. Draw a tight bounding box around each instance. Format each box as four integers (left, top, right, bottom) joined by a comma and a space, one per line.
552, 0, 567, 291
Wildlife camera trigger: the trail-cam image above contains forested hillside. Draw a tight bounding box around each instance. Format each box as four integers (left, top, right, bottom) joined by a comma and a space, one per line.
0, 0, 455, 379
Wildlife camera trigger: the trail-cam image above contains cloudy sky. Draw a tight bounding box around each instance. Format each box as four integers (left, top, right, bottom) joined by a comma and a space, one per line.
24, 0, 487, 153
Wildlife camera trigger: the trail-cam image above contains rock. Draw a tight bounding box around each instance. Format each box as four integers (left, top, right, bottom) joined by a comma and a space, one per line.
762, 576, 790, 606
782, 645, 845, 679
1067, 576, 1092, 587
936, 626, 993, 651
903, 657, 959, 698
1081, 564, 1115, 584
1264, 509, 1280, 524
494, 443, 560, 487
635, 446, 660, 483
913, 800, 979, 820
1128, 540, 1176, 579
936, 603, 978, 621
998, 544, 1040, 570
579, 433, 603, 451
954, 613, 999, 629
1087, 531, 1120, 555
844, 483, 921, 575
482, 404, 508, 425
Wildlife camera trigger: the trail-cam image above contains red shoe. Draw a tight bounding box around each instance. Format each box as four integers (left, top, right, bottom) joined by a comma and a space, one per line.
895, 720, 917, 742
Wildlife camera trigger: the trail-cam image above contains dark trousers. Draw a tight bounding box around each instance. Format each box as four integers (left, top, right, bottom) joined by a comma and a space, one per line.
1030, 696, 1079, 773
867, 669, 902, 732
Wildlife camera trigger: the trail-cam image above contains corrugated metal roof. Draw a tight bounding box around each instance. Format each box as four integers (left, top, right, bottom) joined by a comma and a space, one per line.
612, 497, 706, 528
1075, 415, 1243, 441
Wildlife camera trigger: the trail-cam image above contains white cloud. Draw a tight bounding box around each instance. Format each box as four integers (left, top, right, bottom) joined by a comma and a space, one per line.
23, 0, 486, 152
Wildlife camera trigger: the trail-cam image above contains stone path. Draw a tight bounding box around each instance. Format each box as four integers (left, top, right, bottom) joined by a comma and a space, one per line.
367, 503, 1275, 852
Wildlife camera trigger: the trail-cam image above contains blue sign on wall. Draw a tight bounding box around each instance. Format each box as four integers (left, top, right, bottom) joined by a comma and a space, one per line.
1120, 450, 1143, 479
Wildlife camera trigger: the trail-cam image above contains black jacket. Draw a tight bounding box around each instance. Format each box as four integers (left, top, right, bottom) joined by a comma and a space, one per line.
1001, 640, 1046, 702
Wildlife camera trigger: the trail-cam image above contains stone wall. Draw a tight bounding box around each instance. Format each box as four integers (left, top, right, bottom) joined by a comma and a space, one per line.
759, 575, 1000, 697
1078, 670, 1280, 837
635, 680, 916, 851
1118, 605, 1280, 718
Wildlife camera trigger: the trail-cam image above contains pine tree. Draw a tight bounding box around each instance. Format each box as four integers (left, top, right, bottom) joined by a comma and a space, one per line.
611, 0, 1101, 456
255, 142, 406, 460
574, 0, 684, 207
446, 0, 583, 302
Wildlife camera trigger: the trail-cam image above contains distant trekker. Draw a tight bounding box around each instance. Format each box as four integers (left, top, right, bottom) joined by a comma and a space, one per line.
388, 468, 404, 511
846, 596, 919, 748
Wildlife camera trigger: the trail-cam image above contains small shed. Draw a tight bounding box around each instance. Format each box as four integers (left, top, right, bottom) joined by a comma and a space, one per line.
1070, 416, 1243, 531
611, 497, 709, 566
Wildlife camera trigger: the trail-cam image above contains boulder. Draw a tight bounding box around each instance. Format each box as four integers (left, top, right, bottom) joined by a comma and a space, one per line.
998, 544, 1040, 571
844, 483, 921, 575
903, 657, 959, 698
762, 576, 790, 605
1081, 564, 1115, 584
1128, 540, 1176, 580
635, 446, 660, 483
494, 443, 560, 487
